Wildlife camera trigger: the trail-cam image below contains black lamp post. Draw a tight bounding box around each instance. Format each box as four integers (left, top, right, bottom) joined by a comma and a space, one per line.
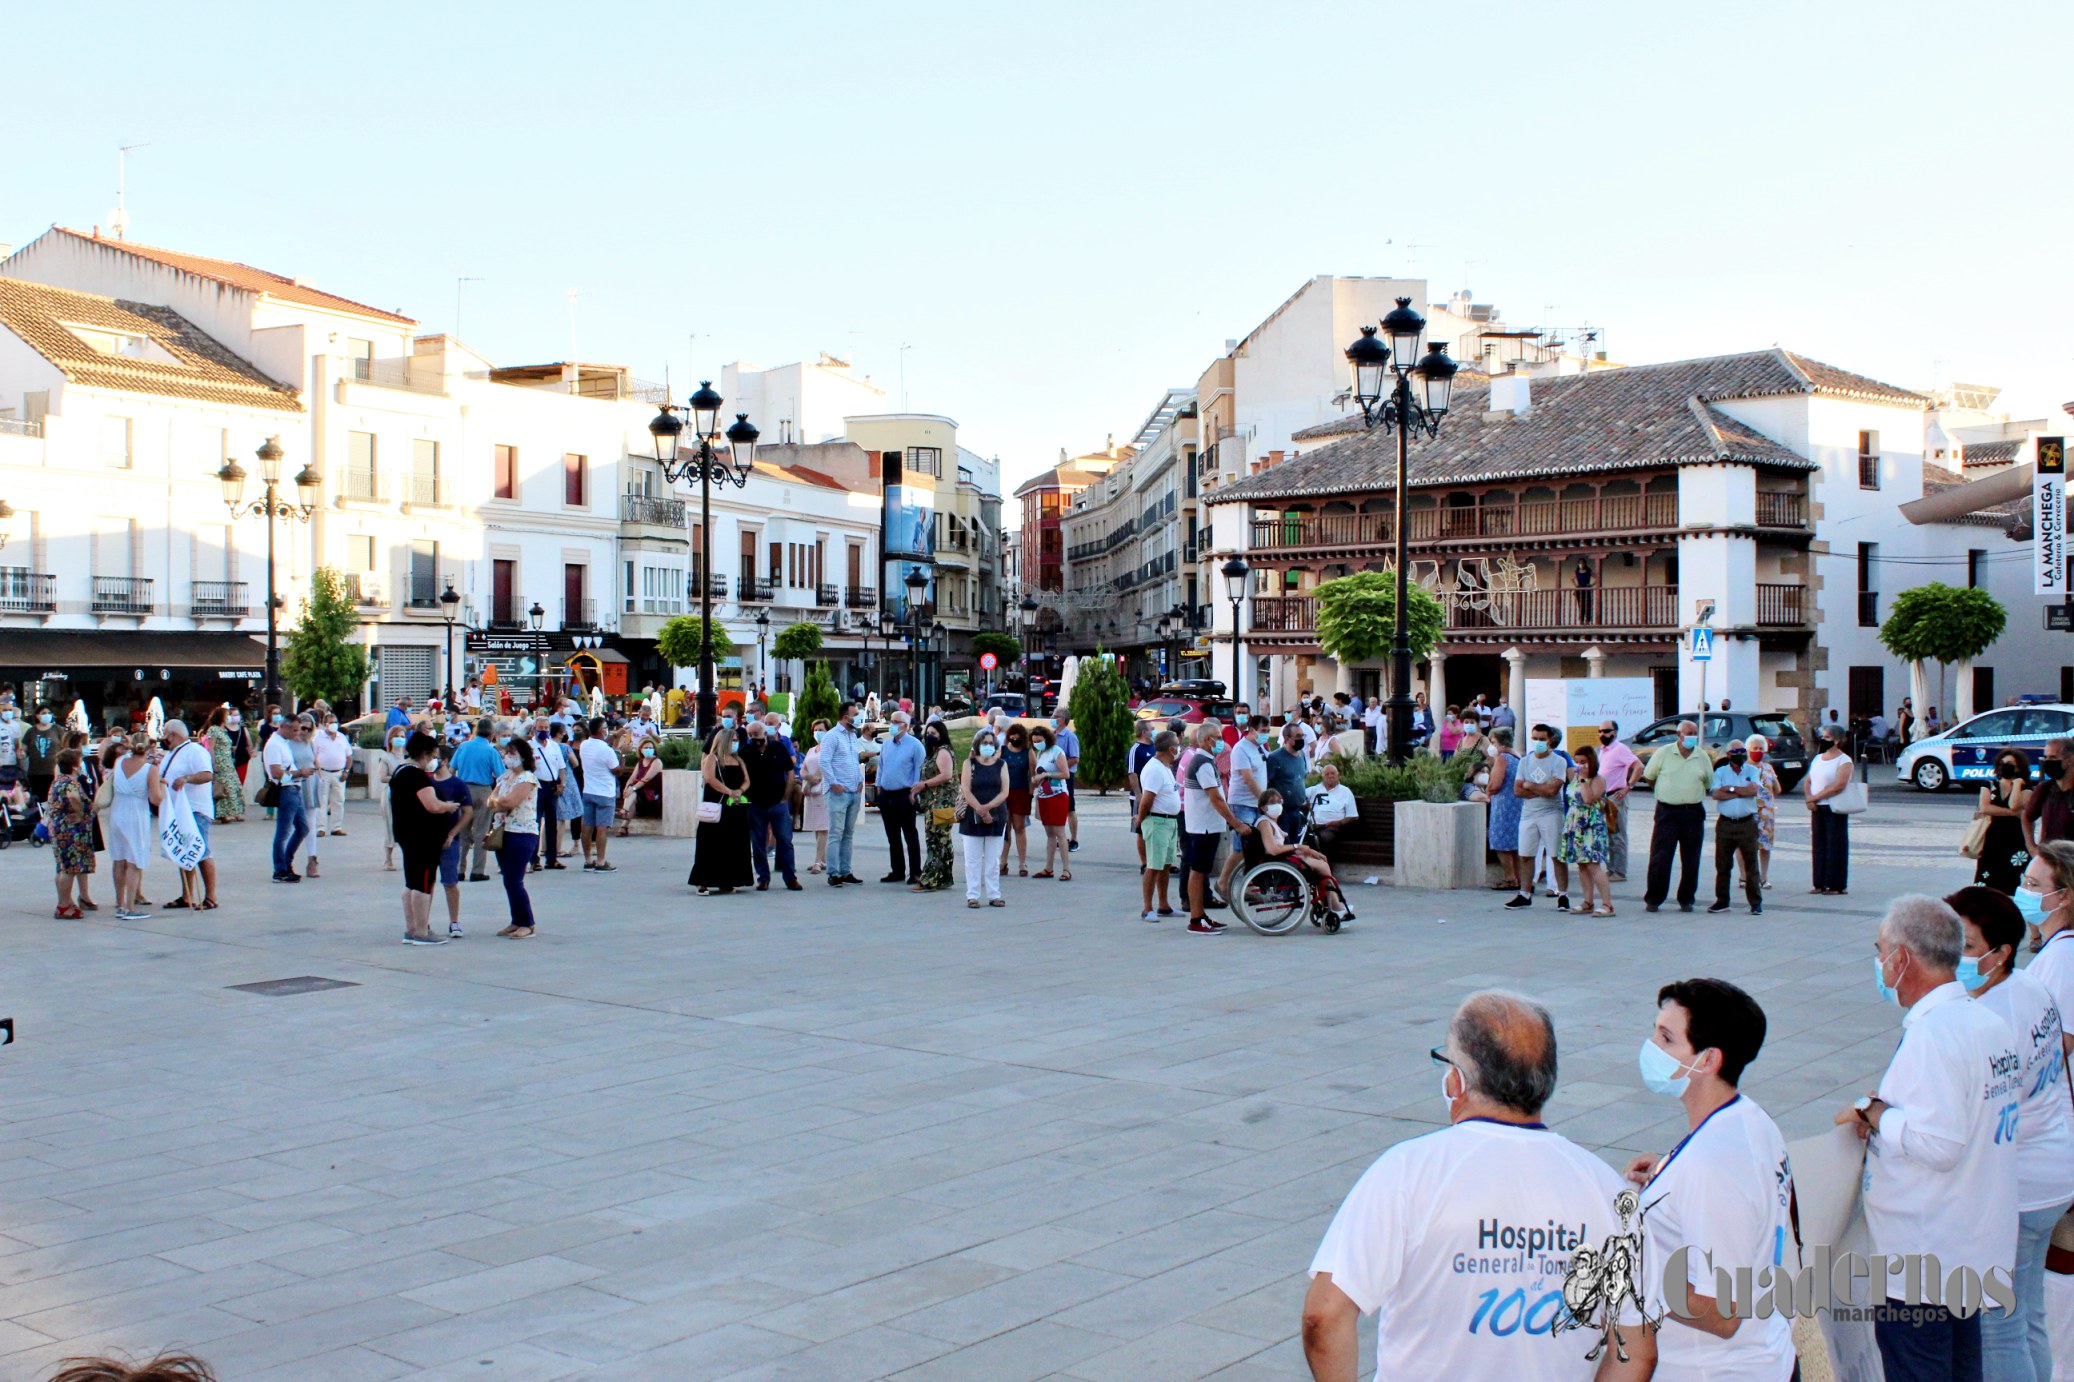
438, 583, 461, 708
902, 567, 928, 703
930, 619, 947, 710
754, 608, 771, 700
649, 382, 759, 736
219, 435, 320, 712
1344, 298, 1459, 764
1221, 555, 1249, 716
528, 601, 544, 631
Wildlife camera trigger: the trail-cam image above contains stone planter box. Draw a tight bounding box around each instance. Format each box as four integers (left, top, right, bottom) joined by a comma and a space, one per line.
659, 768, 703, 838
1392, 800, 1487, 890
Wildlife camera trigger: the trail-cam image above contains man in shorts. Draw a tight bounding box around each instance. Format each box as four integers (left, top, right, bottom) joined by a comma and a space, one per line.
1504, 722, 1573, 913
1135, 730, 1183, 922
1181, 723, 1250, 935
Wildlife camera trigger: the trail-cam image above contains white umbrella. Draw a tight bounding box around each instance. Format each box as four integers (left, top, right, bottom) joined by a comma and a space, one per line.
66, 699, 88, 733
145, 695, 165, 740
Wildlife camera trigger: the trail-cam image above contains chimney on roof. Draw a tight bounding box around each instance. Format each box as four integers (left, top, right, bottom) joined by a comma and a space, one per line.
1487, 367, 1532, 420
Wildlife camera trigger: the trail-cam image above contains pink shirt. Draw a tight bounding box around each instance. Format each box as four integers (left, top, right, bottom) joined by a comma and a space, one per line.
1437, 717, 1464, 751
1598, 739, 1641, 793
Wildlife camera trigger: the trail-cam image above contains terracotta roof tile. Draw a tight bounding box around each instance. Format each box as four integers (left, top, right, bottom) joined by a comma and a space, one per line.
50, 227, 415, 325
1960, 438, 2023, 468
1208, 350, 1913, 506
0, 278, 302, 413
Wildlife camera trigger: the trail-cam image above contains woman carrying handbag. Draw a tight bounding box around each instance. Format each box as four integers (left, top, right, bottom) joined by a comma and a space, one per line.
1972, 745, 2032, 899
911, 721, 958, 893
688, 728, 753, 895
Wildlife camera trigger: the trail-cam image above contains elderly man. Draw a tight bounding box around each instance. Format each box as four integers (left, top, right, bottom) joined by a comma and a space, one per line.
874, 710, 926, 884
1305, 991, 1647, 1381
530, 714, 569, 871
1841, 895, 2020, 1382
1134, 730, 1182, 921
1706, 738, 1763, 915
1596, 720, 1641, 882
1307, 762, 1357, 850
261, 715, 315, 883
452, 716, 503, 880
311, 708, 354, 838
159, 719, 218, 908
1643, 719, 1712, 913
1181, 722, 1249, 935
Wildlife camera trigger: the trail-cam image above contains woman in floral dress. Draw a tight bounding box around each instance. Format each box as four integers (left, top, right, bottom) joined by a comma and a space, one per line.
912, 721, 959, 892
1557, 744, 1613, 916
1746, 733, 1783, 892
205, 706, 245, 822
47, 748, 96, 919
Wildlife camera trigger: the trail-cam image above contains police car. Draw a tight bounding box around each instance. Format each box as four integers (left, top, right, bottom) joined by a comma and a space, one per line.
1895, 702, 2074, 791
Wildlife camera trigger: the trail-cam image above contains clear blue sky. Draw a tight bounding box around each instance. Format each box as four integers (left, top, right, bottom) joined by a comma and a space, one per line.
5, 1, 2069, 487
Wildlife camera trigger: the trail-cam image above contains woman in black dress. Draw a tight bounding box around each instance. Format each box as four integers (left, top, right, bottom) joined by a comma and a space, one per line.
1973, 747, 2032, 901
689, 727, 753, 894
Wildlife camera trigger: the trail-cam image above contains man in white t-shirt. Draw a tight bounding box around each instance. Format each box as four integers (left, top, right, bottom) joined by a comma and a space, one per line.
1307, 763, 1358, 851
1134, 730, 1182, 923
577, 716, 622, 873
1363, 701, 1384, 756
160, 719, 218, 906
1216, 722, 1271, 911
1306, 991, 1645, 1381
1180, 723, 1248, 937
1623, 978, 1795, 1382
1841, 895, 2019, 1377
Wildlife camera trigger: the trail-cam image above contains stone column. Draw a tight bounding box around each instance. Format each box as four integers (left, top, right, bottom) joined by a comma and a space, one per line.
1427, 650, 1448, 712
1503, 646, 1527, 729
1583, 645, 1606, 679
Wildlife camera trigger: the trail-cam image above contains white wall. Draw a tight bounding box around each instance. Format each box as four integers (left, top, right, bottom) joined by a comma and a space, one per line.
1232, 276, 1428, 469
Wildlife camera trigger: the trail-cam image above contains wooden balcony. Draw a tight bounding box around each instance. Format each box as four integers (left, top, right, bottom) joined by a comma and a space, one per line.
1755, 491, 1807, 528
1245, 487, 1809, 553
1247, 581, 1810, 639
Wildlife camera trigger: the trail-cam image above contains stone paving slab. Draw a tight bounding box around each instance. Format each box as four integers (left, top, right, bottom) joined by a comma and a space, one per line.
0, 781, 1980, 1377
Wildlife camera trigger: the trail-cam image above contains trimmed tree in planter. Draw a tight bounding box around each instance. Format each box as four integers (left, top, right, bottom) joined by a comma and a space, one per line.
772, 620, 823, 664
1315, 569, 1445, 669
282, 567, 370, 711
1066, 652, 1132, 790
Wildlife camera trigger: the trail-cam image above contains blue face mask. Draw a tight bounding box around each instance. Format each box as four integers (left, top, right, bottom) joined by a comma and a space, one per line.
1956, 953, 2002, 990
1682, 734, 1701, 750
721, 716, 737, 731
1873, 952, 1902, 1006
1638, 1038, 1698, 1097
1531, 740, 1552, 756
813, 728, 826, 744
2015, 887, 2057, 926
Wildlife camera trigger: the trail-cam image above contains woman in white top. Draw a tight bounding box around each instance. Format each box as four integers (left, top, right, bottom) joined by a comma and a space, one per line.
1949, 883, 2074, 1382
1803, 723, 1855, 895
108, 732, 164, 921
800, 720, 831, 873
488, 736, 540, 938
376, 725, 409, 871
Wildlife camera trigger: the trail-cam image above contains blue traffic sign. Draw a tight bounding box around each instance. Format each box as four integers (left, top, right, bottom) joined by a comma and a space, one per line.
1690, 626, 1714, 661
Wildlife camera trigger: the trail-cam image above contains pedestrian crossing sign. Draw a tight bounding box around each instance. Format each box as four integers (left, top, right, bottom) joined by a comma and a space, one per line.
1690, 626, 1713, 661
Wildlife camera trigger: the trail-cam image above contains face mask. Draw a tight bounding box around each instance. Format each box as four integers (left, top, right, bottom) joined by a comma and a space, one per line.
502, 755, 520, 770
1253, 731, 1270, 746
978, 743, 998, 759
1638, 1039, 1699, 1097
325, 722, 338, 733
271, 714, 284, 726
1872, 952, 1902, 1006
1682, 735, 1700, 750
2016, 886, 2058, 925
1531, 740, 1551, 756
1439, 1067, 1457, 1116
1727, 751, 1747, 766
1998, 762, 2025, 780
641, 747, 656, 759
1748, 747, 1764, 762
721, 716, 737, 731
35, 714, 50, 727
227, 715, 241, 729
1956, 953, 2002, 990
813, 728, 827, 743
1265, 803, 1283, 819
1598, 731, 1614, 744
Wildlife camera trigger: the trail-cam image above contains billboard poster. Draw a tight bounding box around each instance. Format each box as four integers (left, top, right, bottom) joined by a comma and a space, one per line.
881, 448, 936, 620
1524, 678, 1657, 752
2036, 436, 2065, 596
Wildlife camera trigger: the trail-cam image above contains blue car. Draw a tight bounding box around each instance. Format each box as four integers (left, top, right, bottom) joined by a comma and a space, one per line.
1895, 703, 2074, 791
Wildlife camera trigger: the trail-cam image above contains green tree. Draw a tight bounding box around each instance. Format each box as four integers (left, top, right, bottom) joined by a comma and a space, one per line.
656, 615, 731, 672
796, 662, 841, 729
282, 567, 370, 709
969, 631, 1022, 664
772, 621, 824, 663
1314, 571, 1446, 666
1066, 652, 1133, 791
1878, 583, 2007, 664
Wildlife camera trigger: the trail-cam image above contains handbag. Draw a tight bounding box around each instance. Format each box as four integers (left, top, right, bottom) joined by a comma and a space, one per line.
1829, 779, 1870, 816
485, 820, 506, 852
930, 806, 958, 828
92, 776, 113, 812
1601, 794, 1622, 836
697, 800, 722, 824
1959, 814, 1990, 859
254, 776, 281, 809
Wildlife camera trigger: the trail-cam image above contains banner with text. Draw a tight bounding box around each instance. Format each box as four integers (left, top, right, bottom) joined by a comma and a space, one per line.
2036, 435, 2065, 596
1524, 678, 1657, 752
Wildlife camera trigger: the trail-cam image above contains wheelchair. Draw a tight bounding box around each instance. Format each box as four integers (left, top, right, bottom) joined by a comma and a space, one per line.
1232, 815, 1352, 936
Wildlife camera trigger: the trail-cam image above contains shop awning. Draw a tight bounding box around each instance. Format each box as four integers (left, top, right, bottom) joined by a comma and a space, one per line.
0, 632, 270, 675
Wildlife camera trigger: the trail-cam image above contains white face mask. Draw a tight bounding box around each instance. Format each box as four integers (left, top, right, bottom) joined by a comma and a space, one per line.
1265, 804, 1283, 819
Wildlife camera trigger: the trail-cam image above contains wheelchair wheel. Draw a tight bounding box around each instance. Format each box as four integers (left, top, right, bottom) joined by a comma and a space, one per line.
1236, 860, 1310, 935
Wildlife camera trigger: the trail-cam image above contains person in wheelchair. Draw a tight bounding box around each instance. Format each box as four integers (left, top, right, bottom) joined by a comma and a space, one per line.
1252, 789, 1353, 922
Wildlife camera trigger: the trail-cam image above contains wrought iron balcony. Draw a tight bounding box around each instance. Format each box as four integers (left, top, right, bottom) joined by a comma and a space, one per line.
340, 466, 383, 503
92, 575, 154, 616
739, 576, 774, 603
0, 569, 55, 614
846, 585, 877, 610
405, 576, 443, 609
191, 580, 249, 618
621, 493, 687, 526
1857, 591, 1878, 626
403, 472, 446, 507
706, 574, 730, 600
816, 582, 840, 606
561, 598, 597, 631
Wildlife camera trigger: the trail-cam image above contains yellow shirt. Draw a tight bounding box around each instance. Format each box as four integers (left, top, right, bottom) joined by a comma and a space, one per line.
1644, 745, 1714, 805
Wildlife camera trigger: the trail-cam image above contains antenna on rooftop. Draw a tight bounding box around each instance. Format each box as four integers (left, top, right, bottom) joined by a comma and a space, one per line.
111, 143, 149, 240
454, 276, 483, 342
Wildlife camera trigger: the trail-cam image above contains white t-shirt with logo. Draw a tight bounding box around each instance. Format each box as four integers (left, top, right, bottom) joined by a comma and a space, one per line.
1639, 1095, 1797, 1382
2026, 931, 2074, 1041
1865, 982, 2020, 1302
1138, 756, 1180, 816
164, 739, 216, 815
1975, 971, 2074, 1212
1181, 752, 1226, 835
1310, 1119, 1635, 1382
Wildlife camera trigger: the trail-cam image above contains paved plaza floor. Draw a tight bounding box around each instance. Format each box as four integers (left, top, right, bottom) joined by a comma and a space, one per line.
0, 779, 1984, 1379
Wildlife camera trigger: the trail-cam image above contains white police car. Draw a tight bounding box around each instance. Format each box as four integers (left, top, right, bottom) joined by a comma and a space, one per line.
1896, 702, 2074, 791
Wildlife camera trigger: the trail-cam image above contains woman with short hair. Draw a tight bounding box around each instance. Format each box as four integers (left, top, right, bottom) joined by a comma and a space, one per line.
488, 736, 539, 938
387, 731, 461, 945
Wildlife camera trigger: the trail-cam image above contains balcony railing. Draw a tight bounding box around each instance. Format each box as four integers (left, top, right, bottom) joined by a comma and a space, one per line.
0, 418, 41, 439
621, 493, 686, 526
816, 582, 839, 606
706, 574, 730, 600
0, 569, 55, 613
92, 575, 153, 615
341, 466, 382, 502
1246, 492, 1683, 551
1249, 584, 1686, 635
1858, 591, 1878, 626
191, 580, 249, 618
847, 585, 877, 609
404, 472, 445, 507
350, 356, 446, 395
739, 576, 774, 602
344, 573, 388, 606
1755, 491, 1807, 528
561, 598, 597, 631
487, 608, 525, 630
1756, 584, 1806, 626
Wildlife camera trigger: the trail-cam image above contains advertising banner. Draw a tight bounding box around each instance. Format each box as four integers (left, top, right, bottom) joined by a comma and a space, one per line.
2036, 435, 2064, 596
1524, 678, 1657, 751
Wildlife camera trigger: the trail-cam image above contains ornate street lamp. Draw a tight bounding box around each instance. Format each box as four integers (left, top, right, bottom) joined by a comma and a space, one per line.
1221, 555, 1249, 718
754, 607, 771, 699
438, 583, 463, 708
528, 601, 545, 631
219, 435, 320, 711
1345, 299, 1458, 763
903, 567, 929, 703
649, 382, 759, 735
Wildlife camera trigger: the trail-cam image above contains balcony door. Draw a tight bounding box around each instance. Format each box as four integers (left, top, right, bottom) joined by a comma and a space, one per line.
492, 559, 516, 626
564, 563, 586, 628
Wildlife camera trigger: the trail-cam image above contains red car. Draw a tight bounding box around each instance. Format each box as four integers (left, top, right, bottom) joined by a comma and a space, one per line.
1136, 695, 1237, 728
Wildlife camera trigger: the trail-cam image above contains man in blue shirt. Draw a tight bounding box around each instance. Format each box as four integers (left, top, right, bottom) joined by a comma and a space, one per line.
451, 717, 504, 880
1057, 715, 1083, 852
873, 711, 926, 883
1706, 738, 1763, 915
821, 702, 868, 885
385, 699, 411, 731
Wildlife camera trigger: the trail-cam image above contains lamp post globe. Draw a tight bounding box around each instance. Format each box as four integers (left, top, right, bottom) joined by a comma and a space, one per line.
528, 601, 545, 631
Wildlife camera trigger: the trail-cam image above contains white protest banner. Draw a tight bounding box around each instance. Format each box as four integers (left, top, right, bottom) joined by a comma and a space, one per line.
159, 786, 206, 872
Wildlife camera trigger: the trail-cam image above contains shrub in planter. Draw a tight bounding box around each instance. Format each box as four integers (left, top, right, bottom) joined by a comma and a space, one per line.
1322, 747, 1481, 804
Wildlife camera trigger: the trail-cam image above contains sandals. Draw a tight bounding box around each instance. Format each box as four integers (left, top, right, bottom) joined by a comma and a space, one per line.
53, 905, 81, 919
1490, 880, 1520, 892
1033, 869, 1054, 879
77, 899, 99, 912
201, 899, 218, 910
1018, 867, 1028, 877
967, 899, 981, 909
1059, 871, 1072, 882
989, 899, 1006, 908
